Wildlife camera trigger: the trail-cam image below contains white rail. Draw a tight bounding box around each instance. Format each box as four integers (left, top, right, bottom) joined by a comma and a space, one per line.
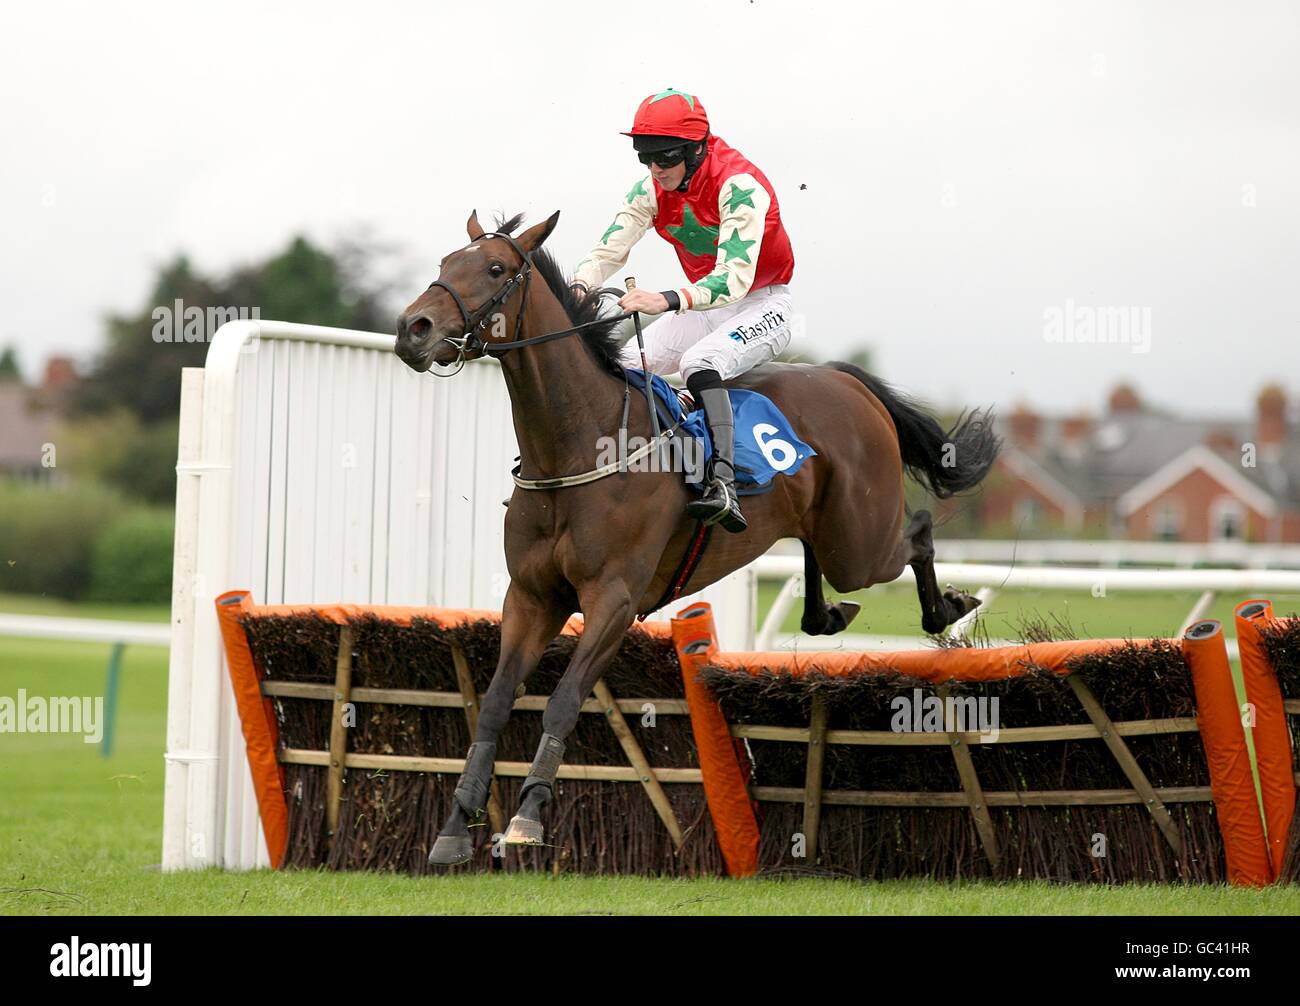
932, 539, 1300, 569
0, 613, 170, 646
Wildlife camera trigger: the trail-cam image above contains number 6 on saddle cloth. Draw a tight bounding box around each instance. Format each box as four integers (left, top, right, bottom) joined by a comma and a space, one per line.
624, 368, 816, 491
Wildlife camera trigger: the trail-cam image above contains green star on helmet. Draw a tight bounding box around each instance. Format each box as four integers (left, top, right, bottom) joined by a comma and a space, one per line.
650, 88, 695, 109
718, 228, 756, 264
666, 206, 719, 258
697, 273, 731, 304
724, 182, 757, 213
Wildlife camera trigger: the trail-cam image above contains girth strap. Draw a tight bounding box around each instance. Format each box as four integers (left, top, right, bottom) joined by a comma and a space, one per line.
638, 520, 714, 620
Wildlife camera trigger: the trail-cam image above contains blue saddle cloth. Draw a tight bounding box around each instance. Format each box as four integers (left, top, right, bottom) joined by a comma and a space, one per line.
624, 368, 816, 491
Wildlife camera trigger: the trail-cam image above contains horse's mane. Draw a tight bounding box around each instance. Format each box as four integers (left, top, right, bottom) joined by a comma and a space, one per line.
497, 213, 625, 377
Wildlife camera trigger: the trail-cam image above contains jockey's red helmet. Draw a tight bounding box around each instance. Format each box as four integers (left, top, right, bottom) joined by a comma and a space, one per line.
621, 89, 710, 151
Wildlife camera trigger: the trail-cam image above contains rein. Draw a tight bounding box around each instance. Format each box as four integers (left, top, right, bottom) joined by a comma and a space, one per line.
425, 231, 676, 489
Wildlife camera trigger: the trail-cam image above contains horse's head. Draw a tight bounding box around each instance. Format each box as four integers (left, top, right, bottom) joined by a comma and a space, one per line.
395, 210, 560, 372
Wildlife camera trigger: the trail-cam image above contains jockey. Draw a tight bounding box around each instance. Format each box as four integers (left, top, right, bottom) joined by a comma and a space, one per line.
571, 88, 795, 534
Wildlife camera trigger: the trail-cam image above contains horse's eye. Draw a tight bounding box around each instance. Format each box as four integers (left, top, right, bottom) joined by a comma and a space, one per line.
489, 263, 505, 277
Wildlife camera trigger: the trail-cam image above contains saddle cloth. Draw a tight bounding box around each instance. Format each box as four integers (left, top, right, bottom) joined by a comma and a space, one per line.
623, 368, 816, 491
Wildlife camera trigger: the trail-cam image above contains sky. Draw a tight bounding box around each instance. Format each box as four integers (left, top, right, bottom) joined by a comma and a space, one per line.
2, 0, 1297, 420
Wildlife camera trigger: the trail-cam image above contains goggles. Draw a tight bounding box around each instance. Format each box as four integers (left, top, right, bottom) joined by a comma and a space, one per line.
637, 145, 687, 168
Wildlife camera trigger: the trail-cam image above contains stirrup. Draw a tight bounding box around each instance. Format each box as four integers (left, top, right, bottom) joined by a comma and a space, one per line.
686, 478, 747, 533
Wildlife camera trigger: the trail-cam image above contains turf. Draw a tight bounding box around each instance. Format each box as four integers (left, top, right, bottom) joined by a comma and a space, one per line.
2, 589, 1298, 915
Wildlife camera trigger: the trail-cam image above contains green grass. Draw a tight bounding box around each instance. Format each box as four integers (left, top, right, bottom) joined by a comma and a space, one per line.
0, 591, 170, 623
3, 589, 1298, 915
9, 870, 1300, 917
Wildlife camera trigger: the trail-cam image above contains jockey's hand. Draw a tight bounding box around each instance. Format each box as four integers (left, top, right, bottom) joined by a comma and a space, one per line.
619, 289, 669, 315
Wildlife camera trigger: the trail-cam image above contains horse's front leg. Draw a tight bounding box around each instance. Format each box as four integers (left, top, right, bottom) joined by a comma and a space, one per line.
429, 587, 568, 866
504, 580, 636, 846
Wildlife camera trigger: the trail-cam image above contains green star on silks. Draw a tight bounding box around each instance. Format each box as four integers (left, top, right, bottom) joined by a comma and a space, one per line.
666, 206, 719, 257
718, 227, 756, 264
650, 88, 695, 108
724, 182, 756, 213
697, 272, 731, 304
625, 177, 648, 204
600, 220, 623, 245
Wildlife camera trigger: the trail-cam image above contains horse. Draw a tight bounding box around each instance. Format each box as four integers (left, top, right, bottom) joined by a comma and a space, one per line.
395, 210, 1001, 865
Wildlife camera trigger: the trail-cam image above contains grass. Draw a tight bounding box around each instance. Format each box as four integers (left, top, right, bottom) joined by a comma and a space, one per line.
2, 588, 1297, 915
0, 591, 170, 623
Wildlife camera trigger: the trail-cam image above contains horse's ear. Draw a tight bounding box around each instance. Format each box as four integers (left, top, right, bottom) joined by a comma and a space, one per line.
467, 210, 485, 240
517, 211, 560, 252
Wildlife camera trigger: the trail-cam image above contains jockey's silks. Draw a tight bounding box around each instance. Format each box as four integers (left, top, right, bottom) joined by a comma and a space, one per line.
575, 135, 795, 313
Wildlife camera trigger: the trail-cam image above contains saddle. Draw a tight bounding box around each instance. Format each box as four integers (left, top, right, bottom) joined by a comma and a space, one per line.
623, 368, 816, 494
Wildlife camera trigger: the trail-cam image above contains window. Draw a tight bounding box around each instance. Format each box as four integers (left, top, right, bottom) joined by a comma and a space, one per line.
1014, 496, 1042, 529
1153, 501, 1183, 541
1210, 496, 1247, 542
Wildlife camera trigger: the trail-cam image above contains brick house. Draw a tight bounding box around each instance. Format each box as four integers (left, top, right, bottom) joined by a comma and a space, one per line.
0, 357, 77, 483
962, 383, 1300, 543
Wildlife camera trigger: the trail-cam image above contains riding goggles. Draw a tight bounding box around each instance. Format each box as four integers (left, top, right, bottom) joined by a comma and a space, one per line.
637, 146, 687, 168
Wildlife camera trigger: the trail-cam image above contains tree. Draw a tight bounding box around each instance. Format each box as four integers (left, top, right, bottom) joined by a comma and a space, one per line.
73, 234, 398, 424
0, 345, 22, 381
72, 256, 222, 421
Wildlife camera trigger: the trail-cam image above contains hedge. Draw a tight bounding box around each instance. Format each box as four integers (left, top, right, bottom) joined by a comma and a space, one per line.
0, 480, 173, 603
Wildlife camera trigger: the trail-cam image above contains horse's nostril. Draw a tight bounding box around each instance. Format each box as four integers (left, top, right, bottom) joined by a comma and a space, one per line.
407, 316, 433, 342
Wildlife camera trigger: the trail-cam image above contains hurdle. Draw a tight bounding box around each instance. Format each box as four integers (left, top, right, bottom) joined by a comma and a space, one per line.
212, 590, 1297, 883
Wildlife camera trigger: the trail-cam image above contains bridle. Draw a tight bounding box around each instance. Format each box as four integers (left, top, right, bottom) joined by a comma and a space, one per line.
424, 230, 634, 376
423, 230, 533, 375
419, 230, 682, 489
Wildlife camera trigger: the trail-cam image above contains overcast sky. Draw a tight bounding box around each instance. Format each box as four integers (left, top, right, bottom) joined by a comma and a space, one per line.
2, 0, 1296, 419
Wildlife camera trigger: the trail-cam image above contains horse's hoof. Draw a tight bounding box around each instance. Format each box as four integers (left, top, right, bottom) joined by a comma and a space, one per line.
944, 586, 981, 616
828, 600, 861, 633
503, 815, 545, 846
429, 833, 474, 866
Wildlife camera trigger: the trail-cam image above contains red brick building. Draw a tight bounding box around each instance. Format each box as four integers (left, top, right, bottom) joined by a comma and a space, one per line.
0, 356, 78, 482
967, 383, 1300, 543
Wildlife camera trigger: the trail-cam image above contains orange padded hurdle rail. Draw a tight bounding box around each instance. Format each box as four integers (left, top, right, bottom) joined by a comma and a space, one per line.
700, 637, 1156, 682
670, 602, 761, 877
1235, 600, 1297, 879
1184, 618, 1273, 886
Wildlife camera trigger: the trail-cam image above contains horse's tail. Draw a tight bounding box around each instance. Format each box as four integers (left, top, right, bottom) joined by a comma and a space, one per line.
827, 361, 1001, 499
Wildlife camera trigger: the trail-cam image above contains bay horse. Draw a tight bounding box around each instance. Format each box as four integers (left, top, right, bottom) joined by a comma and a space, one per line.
395, 211, 1001, 865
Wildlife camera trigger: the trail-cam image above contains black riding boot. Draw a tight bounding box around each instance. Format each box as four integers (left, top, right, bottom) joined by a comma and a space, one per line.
684, 379, 747, 533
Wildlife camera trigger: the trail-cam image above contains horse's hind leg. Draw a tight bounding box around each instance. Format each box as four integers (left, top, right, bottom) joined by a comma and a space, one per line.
905, 509, 980, 634
429, 587, 567, 866
800, 541, 862, 636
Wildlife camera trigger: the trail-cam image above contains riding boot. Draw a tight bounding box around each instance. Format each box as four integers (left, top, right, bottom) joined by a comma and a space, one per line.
684, 384, 747, 533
